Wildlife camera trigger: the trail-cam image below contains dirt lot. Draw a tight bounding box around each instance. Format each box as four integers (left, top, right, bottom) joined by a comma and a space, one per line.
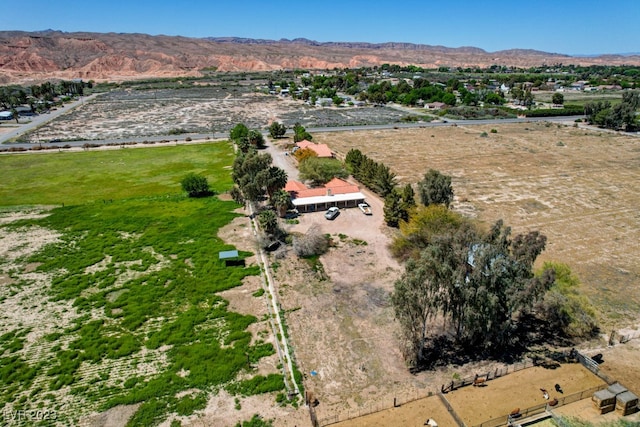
447, 364, 605, 426
327, 363, 613, 427
26, 87, 406, 141
330, 361, 640, 427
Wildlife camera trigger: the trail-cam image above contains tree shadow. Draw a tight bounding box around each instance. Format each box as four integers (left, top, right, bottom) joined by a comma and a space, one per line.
412, 314, 586, 373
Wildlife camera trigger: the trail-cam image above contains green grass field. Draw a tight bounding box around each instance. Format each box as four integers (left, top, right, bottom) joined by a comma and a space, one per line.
0, 143, 284, 426
0, 143, 236, 206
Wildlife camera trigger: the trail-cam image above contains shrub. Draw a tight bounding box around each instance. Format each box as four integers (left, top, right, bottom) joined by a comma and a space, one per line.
292, 225, 329, 257
536, 262, 598, 338
181, 173, 212, 198
490, 128, 497, 133
234, 414, 274, 427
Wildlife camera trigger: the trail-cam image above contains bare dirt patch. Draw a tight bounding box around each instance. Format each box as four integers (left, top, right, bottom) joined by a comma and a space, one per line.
28, 87, 407, 142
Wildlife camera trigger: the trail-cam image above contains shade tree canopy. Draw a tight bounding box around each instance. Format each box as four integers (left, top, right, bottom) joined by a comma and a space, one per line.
269, 122, 287, 139
391, 210, 555, 367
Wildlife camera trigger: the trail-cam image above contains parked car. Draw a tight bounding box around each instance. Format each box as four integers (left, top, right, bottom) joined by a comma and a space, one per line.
324, 207, 339, 220
358, 203, 372, 215
284, 209, 299, 219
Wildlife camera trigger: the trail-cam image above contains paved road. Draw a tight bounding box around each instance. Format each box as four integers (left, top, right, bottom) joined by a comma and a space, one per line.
0, 94, 99, 144
264, 136, 300, 181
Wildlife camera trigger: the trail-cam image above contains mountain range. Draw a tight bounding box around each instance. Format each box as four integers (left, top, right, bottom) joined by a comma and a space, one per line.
1, 30, 639, 84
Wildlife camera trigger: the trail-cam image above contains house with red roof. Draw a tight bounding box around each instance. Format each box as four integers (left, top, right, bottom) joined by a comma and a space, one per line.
285, 178, 366, 213
294, 140, 334, 158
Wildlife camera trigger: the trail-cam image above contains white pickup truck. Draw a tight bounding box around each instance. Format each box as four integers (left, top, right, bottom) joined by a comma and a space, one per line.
358, 203, 372, 215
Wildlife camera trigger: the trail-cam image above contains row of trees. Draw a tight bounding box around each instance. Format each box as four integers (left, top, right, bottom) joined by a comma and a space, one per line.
344, 149, 397, 197
585, 90, 639, 131
362, 78, 456, 106
0, 80, 91, 113
344, 149, 455, 228
228, 124, 292, 238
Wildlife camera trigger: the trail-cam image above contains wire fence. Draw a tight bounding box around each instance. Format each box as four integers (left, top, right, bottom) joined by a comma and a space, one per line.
315, 388, 441, 426
575, 351, 615, 385
310, 347, 629, 427
441, 360, 538, 393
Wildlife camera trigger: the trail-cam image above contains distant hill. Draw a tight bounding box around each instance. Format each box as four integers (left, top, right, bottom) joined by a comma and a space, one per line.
1, 30, 639, 84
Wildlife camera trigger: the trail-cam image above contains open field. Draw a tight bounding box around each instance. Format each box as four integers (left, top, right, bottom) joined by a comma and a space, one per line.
313, 122, 640, 328
0, 143, 306, 426
0, 142, 236, 206
17, 86, 407, 142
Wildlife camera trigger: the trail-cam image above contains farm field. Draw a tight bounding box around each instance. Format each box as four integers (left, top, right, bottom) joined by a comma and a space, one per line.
0, 142, 305, 426
313, 122, 640, 328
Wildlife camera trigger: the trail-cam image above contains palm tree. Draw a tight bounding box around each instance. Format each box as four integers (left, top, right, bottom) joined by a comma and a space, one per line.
265, 166, 288, 198
257, 209, 278, 235
271, 189, 292, 217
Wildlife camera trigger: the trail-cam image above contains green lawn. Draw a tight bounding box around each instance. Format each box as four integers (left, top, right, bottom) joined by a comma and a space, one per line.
0, 143, 236, 206
0, 143, 285, 426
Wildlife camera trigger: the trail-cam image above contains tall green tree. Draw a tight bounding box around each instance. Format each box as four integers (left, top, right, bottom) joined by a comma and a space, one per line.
293, 123, 312, 142
552, 92, 564, 105
268, 122, 287, 139
264, 166, 288, 198
232, 150, 273, 202
257, 209, 278, 236
230, 123, 249, 141
391, 213, 554, 363
247, 129, 266, 148
536, 262, 598, 338
373, 163, 397, 197
400, 184, 416, 219
270, 189, 292, 217
298, 157, 347, 185
459, 221, 553, 347
383, 190, 404, 228
417, 169, 454, 208
392, 256, 441, 366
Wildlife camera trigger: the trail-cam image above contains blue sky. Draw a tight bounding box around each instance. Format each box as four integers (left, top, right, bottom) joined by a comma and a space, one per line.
5, 0, 639, 55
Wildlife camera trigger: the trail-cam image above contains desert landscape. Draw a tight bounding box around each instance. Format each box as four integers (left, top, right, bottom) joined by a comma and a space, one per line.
2, 31, 640, 84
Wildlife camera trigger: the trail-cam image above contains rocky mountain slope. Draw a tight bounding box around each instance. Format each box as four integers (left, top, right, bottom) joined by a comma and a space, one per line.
1, 30, 639, 84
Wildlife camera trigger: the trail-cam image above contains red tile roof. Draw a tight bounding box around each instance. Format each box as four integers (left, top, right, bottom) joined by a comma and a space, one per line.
295, 140, 333, 157
286, 178, 361, 199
